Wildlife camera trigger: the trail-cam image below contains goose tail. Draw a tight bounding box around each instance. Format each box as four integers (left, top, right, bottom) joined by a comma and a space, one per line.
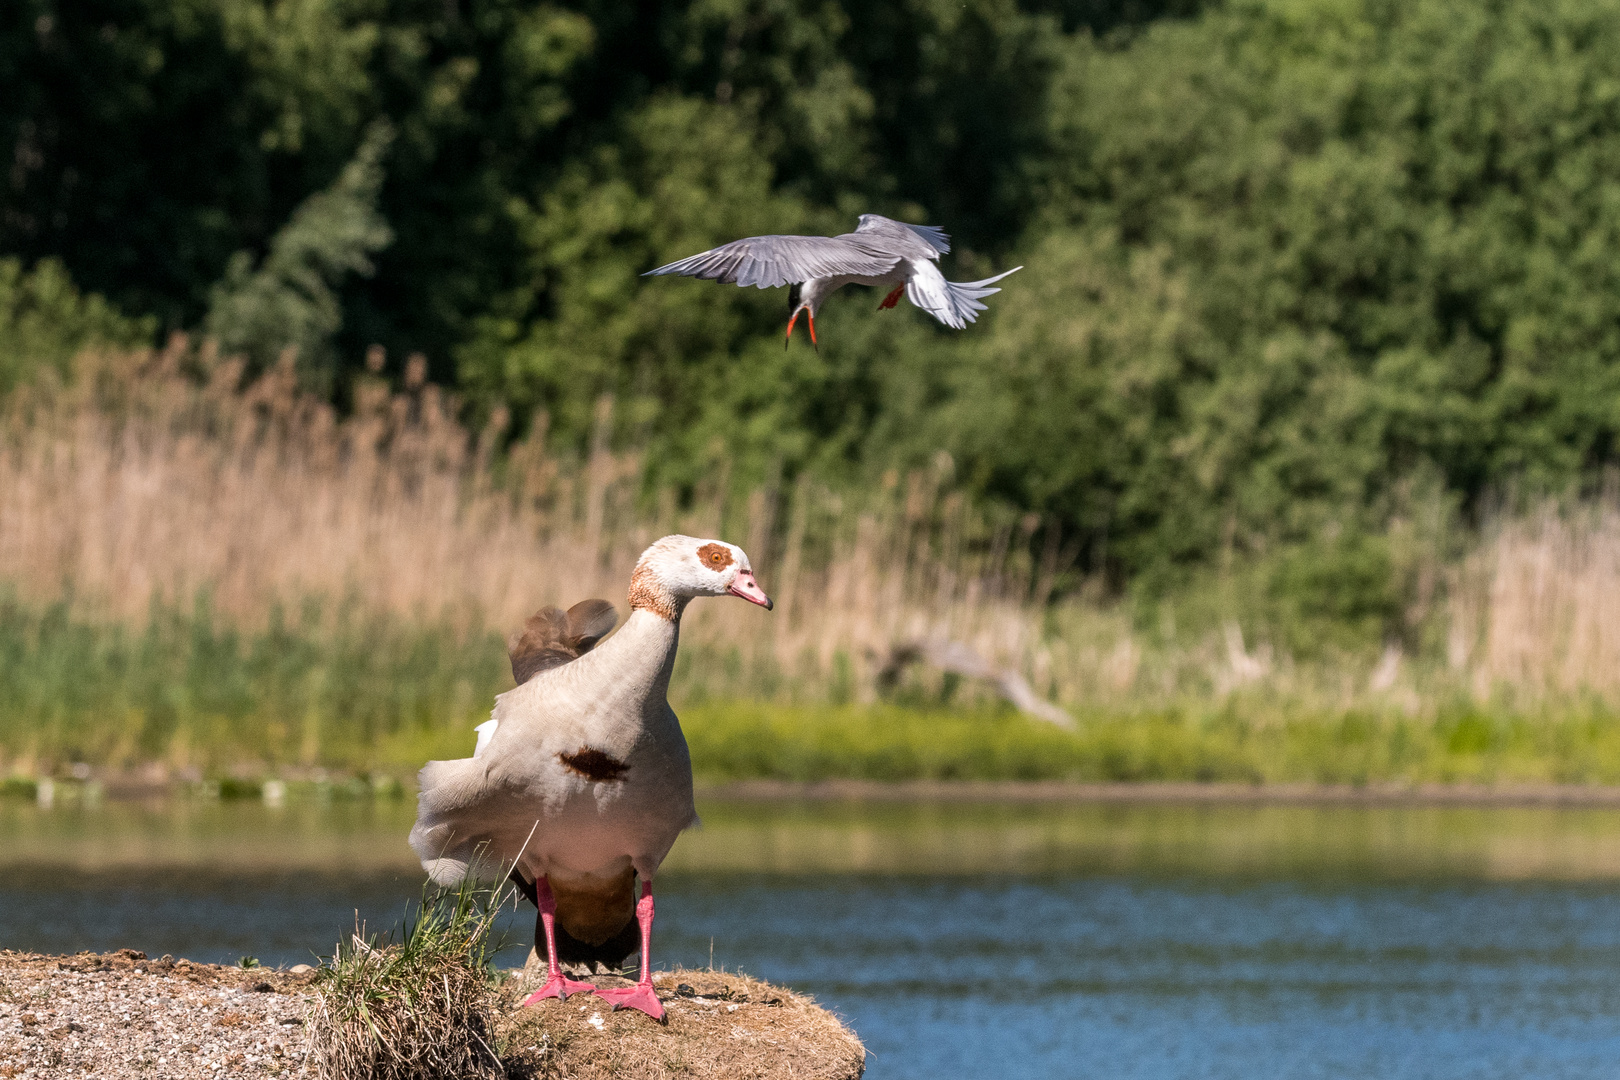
409, 757, 505, 886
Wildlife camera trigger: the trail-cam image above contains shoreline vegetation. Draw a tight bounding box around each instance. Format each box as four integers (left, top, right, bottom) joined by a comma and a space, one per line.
9, 348, 1620, 791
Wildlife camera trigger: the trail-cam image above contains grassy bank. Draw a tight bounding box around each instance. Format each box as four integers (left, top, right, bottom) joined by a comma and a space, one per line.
681, 701, 1620, 787
5, 595, 1620, 787
0, 594, 508, 772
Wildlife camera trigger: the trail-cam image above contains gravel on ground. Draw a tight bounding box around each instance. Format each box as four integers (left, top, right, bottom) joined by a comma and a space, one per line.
0, 950, 867, 1080
0, 949, 315, 1079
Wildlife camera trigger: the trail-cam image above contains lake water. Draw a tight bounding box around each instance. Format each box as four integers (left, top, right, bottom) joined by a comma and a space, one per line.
4, 796, 1620, 1078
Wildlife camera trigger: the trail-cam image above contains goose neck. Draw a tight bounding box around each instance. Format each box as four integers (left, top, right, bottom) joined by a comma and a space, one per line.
598, 606, 682, 700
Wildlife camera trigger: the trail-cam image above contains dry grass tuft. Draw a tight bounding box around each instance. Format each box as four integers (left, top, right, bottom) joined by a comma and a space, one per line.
497, 967, 865, 1080
305, 878, 506, 1080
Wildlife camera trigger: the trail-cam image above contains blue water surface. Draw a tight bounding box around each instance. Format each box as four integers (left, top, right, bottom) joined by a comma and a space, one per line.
655, 875, 1620, 1080
4, 800, 1620, 1079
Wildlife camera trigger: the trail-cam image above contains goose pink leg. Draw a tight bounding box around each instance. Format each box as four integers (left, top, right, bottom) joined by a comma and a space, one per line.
594, 882, 664, 1020
521, 878, 596, 1006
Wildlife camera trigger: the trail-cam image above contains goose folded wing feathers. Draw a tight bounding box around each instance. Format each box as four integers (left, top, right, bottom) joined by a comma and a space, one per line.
508, 598, 618, 684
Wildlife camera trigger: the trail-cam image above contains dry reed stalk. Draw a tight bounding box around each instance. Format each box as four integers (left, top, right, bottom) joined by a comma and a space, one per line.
1471, 505, 1620, 698
0, 342, 1058, 706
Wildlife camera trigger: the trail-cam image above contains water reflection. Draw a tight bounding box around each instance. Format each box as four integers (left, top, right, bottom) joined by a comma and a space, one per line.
7, 797, 1620, 880
4, 796, 1620, 1079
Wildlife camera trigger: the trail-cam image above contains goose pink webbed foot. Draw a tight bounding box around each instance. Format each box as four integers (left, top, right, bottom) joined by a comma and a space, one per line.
594, 883, 665, 1021
521, 877, 597, 1006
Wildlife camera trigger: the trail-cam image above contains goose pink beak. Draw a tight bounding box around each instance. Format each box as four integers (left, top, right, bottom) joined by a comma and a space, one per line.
728, 570, 773, 610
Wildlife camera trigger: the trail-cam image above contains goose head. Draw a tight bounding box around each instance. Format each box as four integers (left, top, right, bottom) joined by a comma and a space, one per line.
628, 535, 773, 620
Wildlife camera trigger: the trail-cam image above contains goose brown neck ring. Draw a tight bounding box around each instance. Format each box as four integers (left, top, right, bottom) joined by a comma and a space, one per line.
627, 563, 687, 622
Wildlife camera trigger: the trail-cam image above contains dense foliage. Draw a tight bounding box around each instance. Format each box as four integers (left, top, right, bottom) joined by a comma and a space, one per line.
11, 0, 1620, 617
0, 257, 153, 395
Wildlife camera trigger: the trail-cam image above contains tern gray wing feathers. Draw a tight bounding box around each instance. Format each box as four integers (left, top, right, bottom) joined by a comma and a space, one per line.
646, 234, 900, 289
854, 214, 951, 257
645, 214, 1019, 336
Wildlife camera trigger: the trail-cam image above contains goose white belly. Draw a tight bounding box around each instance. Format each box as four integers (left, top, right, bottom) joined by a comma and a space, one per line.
410, 615, 699, 889
488, 704, 697, 883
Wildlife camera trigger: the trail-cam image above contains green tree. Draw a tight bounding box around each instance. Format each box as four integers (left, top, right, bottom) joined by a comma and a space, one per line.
205, 121, 393, 382
0, 258, 154, 396
3, 0, 378, 327
925, 0, 1620, 595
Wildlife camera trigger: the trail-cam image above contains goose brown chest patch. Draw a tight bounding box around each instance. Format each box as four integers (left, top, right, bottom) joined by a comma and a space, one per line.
628, 563, 681, 621
696, 542, 734, 571
559, 747, 630, 782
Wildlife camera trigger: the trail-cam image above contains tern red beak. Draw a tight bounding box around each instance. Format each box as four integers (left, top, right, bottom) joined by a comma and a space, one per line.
728, 570, 773, 609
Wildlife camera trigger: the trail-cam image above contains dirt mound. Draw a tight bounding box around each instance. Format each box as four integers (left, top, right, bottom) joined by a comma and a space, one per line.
499, 967, 865, 1080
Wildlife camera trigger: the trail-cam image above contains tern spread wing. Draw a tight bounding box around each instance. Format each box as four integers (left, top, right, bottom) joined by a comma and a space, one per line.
645, 235, 900, 288
853, 214, 951, 258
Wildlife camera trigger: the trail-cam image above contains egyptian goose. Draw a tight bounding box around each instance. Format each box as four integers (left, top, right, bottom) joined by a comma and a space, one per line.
645, 214, 1022, 347
408, 536, 772, 1019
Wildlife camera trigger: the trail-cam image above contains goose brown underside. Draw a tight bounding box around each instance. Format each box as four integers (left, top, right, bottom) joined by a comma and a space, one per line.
508, 599, 618, 684
510, 864, 641, 965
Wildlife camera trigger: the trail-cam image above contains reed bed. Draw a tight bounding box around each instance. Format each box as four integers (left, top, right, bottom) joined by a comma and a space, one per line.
0, 339, 1048, 700
5, 341, 1620, 780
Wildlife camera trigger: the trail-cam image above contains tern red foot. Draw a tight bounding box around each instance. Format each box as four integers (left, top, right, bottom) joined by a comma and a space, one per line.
785, 307, 818, 352
878, 284, 905, 310
594, 882, 665, 1021
520, 877, 597, 1006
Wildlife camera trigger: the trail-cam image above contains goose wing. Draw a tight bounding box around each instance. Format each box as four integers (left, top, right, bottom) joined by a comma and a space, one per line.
508, 598, 619, 685
645, 234, 900, 288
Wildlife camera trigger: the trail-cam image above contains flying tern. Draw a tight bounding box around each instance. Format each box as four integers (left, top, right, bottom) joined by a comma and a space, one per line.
645, 214, 1022, 347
